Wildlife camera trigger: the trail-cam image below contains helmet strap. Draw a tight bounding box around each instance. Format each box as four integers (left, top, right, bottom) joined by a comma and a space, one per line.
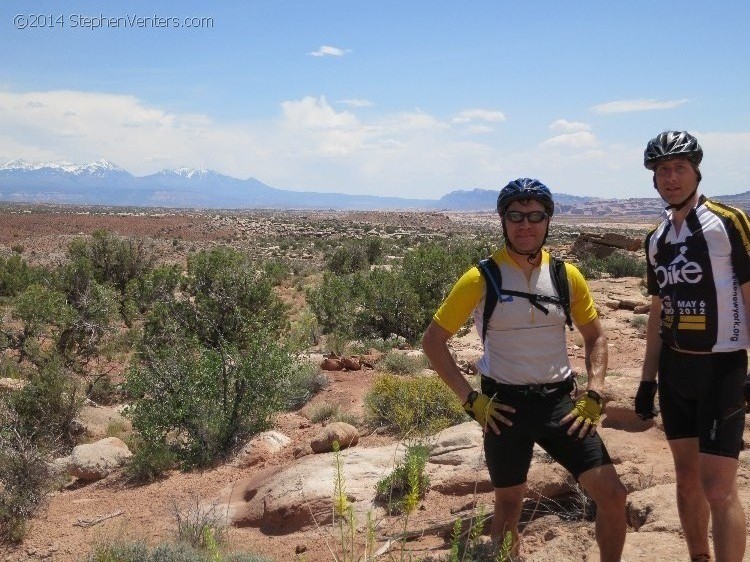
668, 187, 699, 211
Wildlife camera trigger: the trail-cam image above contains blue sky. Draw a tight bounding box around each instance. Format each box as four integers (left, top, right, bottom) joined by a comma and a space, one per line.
2, 0, 750, 200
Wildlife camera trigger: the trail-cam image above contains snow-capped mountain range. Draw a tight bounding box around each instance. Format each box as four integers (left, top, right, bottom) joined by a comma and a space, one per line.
1, 159, 128, 176
0, 159, 598, 210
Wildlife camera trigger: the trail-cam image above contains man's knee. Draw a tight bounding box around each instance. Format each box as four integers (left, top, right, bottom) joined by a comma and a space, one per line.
579, 466, 626, 510
593, 478, 627, 511
701, 478, 739, 507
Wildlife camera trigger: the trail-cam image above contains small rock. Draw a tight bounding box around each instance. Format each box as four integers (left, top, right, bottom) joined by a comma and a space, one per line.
310, 422, 359, 453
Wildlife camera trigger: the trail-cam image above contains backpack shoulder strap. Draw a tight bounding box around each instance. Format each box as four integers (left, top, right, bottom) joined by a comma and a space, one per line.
549, 257, 573, 330
477, 258, 502, 343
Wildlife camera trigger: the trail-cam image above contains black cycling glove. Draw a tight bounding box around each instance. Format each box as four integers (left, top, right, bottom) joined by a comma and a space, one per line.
634, 380, 658, 420
743, 374, 750, 413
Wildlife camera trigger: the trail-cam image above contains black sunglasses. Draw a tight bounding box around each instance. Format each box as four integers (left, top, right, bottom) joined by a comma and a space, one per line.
504, 210, 548, 223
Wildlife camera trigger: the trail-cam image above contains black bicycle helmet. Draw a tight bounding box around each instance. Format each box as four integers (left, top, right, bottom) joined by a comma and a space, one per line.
496, 178, 555, 217
644, 131, 703, 170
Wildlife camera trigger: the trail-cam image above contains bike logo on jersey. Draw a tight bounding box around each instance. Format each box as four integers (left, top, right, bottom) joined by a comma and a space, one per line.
654, 246, 703, 288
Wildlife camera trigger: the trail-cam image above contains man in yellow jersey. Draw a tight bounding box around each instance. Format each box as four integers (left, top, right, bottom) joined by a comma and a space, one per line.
422, 178, 626, 561
637, 131, 750, 562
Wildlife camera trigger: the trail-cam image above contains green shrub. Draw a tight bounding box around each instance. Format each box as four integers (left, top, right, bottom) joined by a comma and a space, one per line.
6, 358, 81, 448
86, 540, 270, 562
375, 442, 431, 515
379, 351, 426, 376
601, 252, 647, 278
139, 248, 289, 352
306, 402, 341, 423
125, 336, 295, 468
579, 252, 646, 279
354, 269, 425, 344
124, 437, 177, 482
0, 254, 41, 297
348, 336, 403, 354
631, 314, 648, 334
11, 284, 76, 362
306, 272, 358, 336
0, 405, 51, 543
262, 259, 290, 286
66, 230, 156, 295
86, 375, 119, 405
172, 497, 228, 550
325, 242, 370, 274
183, 247, 289, 348
577, 256, 605, 280
123, 264, 182, 321
287, 309, 321, 352
282, 360, 328, 410
364, 373, 465, 436
400, 240, 489, 314
365, 237, 384, 265
324, 332, 350, 355
56, 279, 120, 360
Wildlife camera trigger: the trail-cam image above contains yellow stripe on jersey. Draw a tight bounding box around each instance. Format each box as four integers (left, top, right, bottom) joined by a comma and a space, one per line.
680, 315, 707, 322
705, 200, 750, 256
564, 262, 598, 327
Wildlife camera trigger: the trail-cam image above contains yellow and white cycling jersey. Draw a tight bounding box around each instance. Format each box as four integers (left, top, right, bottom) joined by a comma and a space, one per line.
433, 246, 598, 385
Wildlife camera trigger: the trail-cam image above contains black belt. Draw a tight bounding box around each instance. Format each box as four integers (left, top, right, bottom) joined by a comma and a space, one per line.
482, 376, 575, 398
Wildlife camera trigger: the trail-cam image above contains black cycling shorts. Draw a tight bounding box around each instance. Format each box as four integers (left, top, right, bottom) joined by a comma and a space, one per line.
481, 376, 612, 488
658, 345, 747, 458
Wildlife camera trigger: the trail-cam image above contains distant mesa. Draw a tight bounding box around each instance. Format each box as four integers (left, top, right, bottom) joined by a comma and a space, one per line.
1, 159, 748, 213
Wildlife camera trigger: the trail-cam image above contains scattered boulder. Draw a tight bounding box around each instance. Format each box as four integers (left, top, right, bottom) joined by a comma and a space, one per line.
67, 437, 132, 481
310, 422, 359, 453
571, 232, 643, 260
340, 356, 361, 371
321, 357, 343, 371
235, 430, 292, 468
219, 443, 406, 533
627, 483, 681, 532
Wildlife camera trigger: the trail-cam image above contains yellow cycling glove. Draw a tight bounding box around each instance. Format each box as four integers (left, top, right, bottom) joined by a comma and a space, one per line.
463, 391, 502, 428
569, 390, 604, 426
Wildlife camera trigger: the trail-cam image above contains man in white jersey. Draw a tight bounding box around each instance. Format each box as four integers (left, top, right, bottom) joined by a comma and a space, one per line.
636, 131, 750, 562
422, 178, 626, 561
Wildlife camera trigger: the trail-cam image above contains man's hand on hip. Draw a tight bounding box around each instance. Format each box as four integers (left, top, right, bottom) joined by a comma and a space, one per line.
562, 390, 603, 438
463, 391, 515, 434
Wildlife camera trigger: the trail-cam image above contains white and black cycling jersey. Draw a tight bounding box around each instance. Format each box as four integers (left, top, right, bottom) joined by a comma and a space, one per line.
646, 196, 750, 352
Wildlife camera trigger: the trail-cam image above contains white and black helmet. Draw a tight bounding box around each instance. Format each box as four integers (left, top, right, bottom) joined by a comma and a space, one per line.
644, 131, 703, 170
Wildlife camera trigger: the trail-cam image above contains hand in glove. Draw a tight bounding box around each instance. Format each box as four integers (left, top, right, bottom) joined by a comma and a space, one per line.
634, 380, 658, 420
463, 391, 513, 434
562, 390, 604, 438
743, 374, 750, 413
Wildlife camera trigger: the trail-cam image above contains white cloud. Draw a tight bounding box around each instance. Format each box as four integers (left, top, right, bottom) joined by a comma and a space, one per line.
452, 109, 506, 124
549, 119, 590, 133
464, 125, 495, 134
540, 131, 598, 149
281, 96, 359, 130
3, 88, 749, 200
591, 98, 689, 114
338, 98, 373, 108
308, 45, 351, 57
